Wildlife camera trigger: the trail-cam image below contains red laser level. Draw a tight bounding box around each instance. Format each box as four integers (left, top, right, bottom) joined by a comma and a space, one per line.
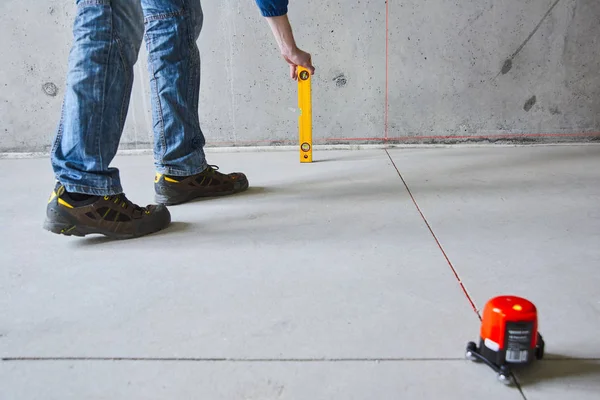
465, 295, 545, 384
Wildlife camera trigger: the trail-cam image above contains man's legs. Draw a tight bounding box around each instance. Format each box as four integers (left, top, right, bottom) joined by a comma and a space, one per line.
48, 0, 246, 237
143, 0, 248, 205
45, 0, 170, 239
51, 0, 145, 195
142, 0, 206, 176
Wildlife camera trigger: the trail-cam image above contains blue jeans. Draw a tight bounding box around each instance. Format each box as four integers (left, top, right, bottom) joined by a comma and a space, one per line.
51, 0, 207, 196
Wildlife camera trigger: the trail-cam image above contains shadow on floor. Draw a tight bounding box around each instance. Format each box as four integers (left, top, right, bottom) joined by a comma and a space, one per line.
515, 353, 600, 387
70, 221, 193, 246
172, 186, 275, 205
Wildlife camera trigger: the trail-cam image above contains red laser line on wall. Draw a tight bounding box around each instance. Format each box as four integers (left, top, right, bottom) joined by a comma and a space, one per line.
326, 132, 600, 142
384, 0, 390, 142
205, 132, 600, 147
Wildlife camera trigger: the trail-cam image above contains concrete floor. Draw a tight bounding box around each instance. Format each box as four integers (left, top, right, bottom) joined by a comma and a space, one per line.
1, 145, 599, 399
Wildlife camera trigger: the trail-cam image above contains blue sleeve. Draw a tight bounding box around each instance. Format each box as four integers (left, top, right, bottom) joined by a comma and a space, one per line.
254, 0, 288, 17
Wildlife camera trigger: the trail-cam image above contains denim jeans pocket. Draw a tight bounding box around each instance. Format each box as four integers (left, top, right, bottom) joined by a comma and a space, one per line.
142, 0, 187, 22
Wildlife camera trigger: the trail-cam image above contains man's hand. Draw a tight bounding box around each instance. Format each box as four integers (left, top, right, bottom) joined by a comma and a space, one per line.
282, 47, 315, 80
266, 15, 315, 80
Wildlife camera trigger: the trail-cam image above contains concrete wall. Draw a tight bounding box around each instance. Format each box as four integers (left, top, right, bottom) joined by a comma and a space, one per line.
1, 0, 599, 153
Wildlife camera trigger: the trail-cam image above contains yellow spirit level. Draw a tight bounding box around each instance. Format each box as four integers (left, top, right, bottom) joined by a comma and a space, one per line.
297, 67, 312, 163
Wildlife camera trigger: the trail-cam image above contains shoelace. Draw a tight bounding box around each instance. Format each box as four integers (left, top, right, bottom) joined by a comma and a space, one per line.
103, 194, 150, 215
206, 165, 234, 180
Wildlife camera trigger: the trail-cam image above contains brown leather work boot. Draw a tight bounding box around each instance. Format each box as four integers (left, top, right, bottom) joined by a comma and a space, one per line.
43, 184, 171, 239
154, 165, 249, 206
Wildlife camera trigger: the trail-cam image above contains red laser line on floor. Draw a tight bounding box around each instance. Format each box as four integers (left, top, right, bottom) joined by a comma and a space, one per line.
384, 149, 481, 318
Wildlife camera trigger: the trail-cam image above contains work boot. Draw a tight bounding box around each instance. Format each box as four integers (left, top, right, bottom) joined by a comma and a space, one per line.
154, 165, 249, 205
43, 183, 171, 239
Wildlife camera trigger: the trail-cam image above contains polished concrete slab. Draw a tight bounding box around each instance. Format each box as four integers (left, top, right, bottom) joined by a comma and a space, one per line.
0, 150, 477, 360
387, 145, 600, 355
387, 145, 600, 399
2, 359, 598, 400
1, 145, 599, 399
516, 359, 600, 400
0, 360, 521, 400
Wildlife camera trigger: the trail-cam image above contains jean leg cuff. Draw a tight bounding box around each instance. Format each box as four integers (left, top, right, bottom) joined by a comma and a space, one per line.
156, 161, 208, 177
60, 182, 124, 196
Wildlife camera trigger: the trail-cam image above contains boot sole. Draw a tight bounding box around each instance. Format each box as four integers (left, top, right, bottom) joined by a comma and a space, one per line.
43, 209, 170, 240
44, 220, 122, 239
43, 219, 163, 240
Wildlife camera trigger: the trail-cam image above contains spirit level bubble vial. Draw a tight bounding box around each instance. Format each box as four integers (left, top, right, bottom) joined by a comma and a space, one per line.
298, 67, 312, 163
